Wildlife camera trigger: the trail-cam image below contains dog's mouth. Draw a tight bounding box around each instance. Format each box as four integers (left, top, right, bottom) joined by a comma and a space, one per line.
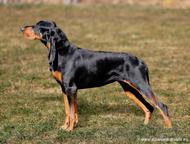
20, 25, 42, 40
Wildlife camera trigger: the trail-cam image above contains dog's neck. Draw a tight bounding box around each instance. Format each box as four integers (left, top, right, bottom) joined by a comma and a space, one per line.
42, 38, 77, 72
41, 37, 74, 51
56, 39, 70, 51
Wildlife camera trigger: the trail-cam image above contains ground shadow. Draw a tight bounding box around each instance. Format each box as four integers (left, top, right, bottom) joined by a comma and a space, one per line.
35, 93, 144, 125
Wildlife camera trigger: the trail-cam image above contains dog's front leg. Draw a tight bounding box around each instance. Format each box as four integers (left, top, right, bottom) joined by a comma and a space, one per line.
62, 94, 70, 130
62, 81, 77, 131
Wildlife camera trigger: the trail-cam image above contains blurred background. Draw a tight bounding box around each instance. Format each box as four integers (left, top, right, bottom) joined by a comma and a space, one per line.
1, 0, 190, 8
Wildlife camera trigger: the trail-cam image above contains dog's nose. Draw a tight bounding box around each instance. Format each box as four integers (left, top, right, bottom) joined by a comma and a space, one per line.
20, 26, 25, 32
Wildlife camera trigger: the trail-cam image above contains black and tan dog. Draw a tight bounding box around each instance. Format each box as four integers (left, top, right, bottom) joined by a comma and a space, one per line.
21, 20, 172, 131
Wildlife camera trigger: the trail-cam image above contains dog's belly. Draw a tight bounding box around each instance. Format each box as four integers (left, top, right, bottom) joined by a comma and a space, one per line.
76, 79, 115, 89
74, 70, 121, 89
73, 57, 126, 89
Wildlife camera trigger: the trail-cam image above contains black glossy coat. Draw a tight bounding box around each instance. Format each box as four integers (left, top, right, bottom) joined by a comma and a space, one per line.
33, 20, 153, 99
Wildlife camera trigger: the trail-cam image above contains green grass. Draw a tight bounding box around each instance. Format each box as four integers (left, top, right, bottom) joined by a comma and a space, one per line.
0, 4, 190, 144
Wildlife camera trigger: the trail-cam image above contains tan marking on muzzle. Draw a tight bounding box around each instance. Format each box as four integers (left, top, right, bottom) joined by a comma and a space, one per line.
22, 27, 42, 40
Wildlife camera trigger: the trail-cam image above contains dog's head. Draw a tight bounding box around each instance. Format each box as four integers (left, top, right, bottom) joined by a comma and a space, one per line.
21, 20, 69, 48
21, 20, 69, 71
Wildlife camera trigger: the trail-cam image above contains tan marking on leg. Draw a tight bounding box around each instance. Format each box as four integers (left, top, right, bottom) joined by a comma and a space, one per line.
123, 80, 172, 128
68, 97, 75, 131
125, 91, 151, 124
62, 95, 70, 130
157, 106, 172, 128
74, 99, 78, 127
124, 80, 155, 106
144, 111, 152, 125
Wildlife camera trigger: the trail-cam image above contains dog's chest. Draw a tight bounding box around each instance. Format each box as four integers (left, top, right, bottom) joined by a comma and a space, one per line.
52, 71, 62, 83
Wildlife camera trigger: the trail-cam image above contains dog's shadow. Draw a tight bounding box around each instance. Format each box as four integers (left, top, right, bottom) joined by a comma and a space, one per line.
78, 97, 143, 124
35, 93, 143, 125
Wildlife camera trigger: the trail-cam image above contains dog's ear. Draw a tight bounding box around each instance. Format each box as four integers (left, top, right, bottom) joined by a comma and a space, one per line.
48, 37, 57, 71
41, 28, 56, 44
55, 27, 69, 43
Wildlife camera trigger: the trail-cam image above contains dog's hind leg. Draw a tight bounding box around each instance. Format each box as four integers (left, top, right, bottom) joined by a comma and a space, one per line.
125, 91, 153, 125
120, 80, 172, 128
137, 85, 172, 128
119, 81, 154, 125
146, 94, 172, 128
156, 101, 172, 128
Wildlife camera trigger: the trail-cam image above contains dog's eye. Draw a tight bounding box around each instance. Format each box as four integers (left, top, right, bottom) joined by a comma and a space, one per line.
38, 28, 46, 34
50, 31, 55, 36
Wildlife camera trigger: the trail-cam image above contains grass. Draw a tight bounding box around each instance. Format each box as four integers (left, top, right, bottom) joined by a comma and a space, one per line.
0, 4, 190, 144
